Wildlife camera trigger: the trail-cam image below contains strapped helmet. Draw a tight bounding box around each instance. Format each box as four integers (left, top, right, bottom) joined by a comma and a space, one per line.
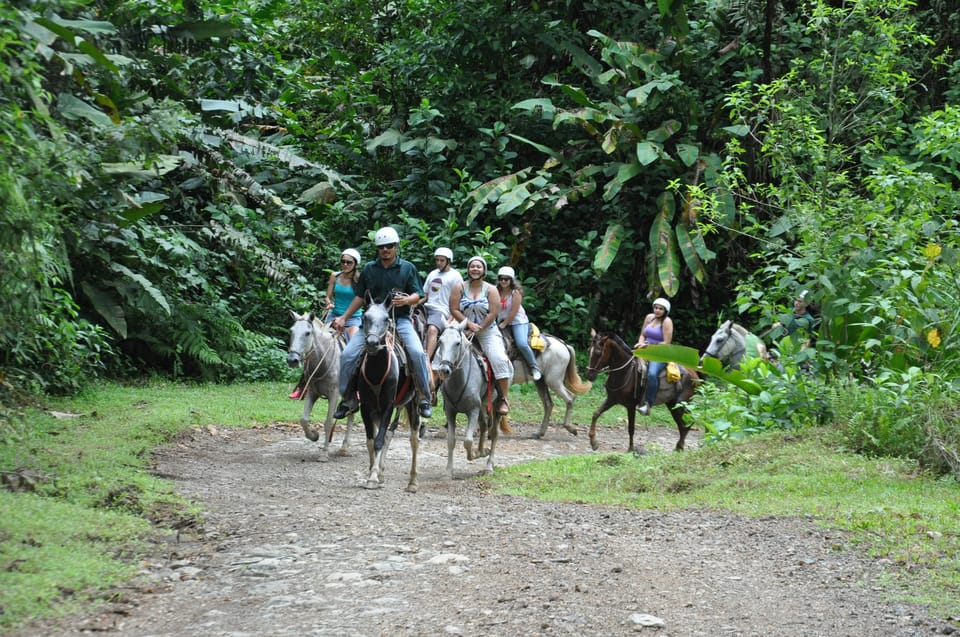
652, 297, 671, 314
497, 266, 515, 280
434, 247, 453, 261
467, 255, 488, 275
374, 226, 400, 246
341, 248, 361, 265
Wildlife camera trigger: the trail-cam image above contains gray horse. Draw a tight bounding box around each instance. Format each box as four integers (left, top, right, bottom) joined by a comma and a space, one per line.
702, 320, 769, 369
434, 320, 501, 476
287, 311, 355, 460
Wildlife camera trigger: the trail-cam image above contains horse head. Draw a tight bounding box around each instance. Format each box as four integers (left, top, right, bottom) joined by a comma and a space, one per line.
287, 310, 317, 368
702, 320, 740, 367
435, 319, 469, 382
362, 299, 392, 355
586, 329, 609, 381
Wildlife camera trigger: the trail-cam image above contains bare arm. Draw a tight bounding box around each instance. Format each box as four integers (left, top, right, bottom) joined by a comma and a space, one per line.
481, 285, 501, 331
449, 284, 465, 321
633, 313, 654, 349
325, 272, 337, 310
661, 317, 674, 345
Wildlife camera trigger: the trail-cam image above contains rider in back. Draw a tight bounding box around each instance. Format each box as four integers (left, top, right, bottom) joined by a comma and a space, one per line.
331, 227, 433, 420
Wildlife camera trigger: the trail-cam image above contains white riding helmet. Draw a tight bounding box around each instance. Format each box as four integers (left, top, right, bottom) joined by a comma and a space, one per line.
374, 226, 400, 246
434, 247, 453, 261
497, 266, 515, 280
341, 248, 361, 265
652, 297, 671, 314
467, 255, 488, 275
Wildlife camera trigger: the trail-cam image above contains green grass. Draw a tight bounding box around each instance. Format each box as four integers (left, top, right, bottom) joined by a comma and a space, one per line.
0, 381, 295, 629
1, 379, 958, 629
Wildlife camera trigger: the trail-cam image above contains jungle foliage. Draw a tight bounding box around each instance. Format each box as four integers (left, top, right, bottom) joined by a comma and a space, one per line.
1, 0, 959, 466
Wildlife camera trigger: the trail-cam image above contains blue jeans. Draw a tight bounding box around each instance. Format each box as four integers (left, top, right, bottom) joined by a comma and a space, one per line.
509, 323, 538, 371
339, 316, 432, 402
645, 361, 665, 406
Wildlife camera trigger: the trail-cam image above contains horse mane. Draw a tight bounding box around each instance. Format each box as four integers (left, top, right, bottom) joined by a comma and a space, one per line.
730, 322, 750, 336
606, 331, 633, 354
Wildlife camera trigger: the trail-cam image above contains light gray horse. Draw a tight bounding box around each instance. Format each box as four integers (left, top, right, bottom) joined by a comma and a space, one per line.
287, 311, 354, 460
702, 320, 769, 369
504, 332, 592, 438
434, 320, 500, 476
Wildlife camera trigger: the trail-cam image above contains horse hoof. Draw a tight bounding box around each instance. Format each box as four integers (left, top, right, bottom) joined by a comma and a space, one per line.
364, 480, 379, 490
405, 483, 419, 494
590, 438, 599, 451
564, 425, 579, 436
480, 467, 493, 475
302, 426, 319, 442
335, 448, 352, 457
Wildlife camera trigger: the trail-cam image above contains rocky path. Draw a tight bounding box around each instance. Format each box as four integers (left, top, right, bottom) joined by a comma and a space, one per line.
16, 420, 947, 636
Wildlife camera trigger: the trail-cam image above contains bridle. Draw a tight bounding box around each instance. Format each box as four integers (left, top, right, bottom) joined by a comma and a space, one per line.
587, 334, 640, 394
290, 318, 337, 389
706, 325, 744, 364
437, 328, 475, 407
360, 306, 396, 387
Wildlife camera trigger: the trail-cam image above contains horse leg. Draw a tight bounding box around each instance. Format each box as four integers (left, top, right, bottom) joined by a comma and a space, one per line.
626, 405, 639, 454
552, 383, 579, 437
668, 403, 690, 451
299, 391, 321, 444
481, 408, 497, 475
532, 381, 554, 439
405, 405, 420, 493
336, 413, 354, 457
445, 405, 457, 479
463, 407, 479, 462
364, 402, 393, 490
588, 397, 618, 451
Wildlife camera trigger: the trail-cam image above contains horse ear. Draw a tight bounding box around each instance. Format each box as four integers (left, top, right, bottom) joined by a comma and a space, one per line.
308, 311, 316, 322
457, 318, 468, 331
290, 309, 298, 321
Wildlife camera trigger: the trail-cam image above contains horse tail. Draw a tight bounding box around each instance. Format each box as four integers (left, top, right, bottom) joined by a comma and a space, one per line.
563, 343, 592, 394
498, 413, 513, 435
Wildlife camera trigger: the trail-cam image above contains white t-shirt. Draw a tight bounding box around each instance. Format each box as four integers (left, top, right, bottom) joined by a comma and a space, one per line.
423, 268, 464, 319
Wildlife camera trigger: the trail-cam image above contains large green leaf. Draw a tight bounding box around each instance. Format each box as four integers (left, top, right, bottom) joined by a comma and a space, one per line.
512, 98, 557, 121
81, 282, 127, 339
593, 223, 624, 274
636, 141, 661, 166
675, 224, 707, 283
110, 263, 171, 315
651, 193, 680, 296
635, 345, 763, 394
57, 94, 113, 127
602, 161, 642, 201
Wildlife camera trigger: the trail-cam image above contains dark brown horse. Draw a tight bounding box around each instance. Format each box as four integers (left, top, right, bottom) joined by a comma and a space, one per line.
586, 329, 699, 452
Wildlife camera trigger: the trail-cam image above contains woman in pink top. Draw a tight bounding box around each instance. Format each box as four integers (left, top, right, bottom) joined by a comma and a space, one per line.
632, 298, 674, 415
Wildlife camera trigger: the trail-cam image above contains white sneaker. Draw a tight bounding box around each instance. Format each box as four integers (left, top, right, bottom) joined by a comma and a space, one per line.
532, 367, 542, 381
637, 403, 650, 415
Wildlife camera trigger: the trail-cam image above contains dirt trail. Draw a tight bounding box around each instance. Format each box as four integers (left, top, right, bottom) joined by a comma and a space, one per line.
14, 420, 947, 636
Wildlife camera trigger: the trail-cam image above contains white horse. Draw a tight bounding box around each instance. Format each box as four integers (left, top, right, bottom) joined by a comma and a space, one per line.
504, 332, 592, 438
702, 320, 769, 369
287, 311, 354, 460
434, 320, 502, 476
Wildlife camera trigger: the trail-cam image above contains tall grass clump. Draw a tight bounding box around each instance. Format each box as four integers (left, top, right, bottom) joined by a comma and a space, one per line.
831, 369, 960, 477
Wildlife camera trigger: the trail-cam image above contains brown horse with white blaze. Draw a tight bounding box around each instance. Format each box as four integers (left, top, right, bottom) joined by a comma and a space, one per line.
586, 329, 699, 452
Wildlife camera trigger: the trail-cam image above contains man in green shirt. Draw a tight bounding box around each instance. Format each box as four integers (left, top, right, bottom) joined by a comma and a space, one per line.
332, 226, 433, 419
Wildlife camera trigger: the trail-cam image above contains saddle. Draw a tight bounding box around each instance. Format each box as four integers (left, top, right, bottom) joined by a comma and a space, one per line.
502, 327, 550, 362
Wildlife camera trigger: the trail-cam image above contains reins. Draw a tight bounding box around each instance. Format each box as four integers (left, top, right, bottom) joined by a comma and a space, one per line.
438, 331, 474, 407
589, 336, 641, 393
294, 319, 338, 390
